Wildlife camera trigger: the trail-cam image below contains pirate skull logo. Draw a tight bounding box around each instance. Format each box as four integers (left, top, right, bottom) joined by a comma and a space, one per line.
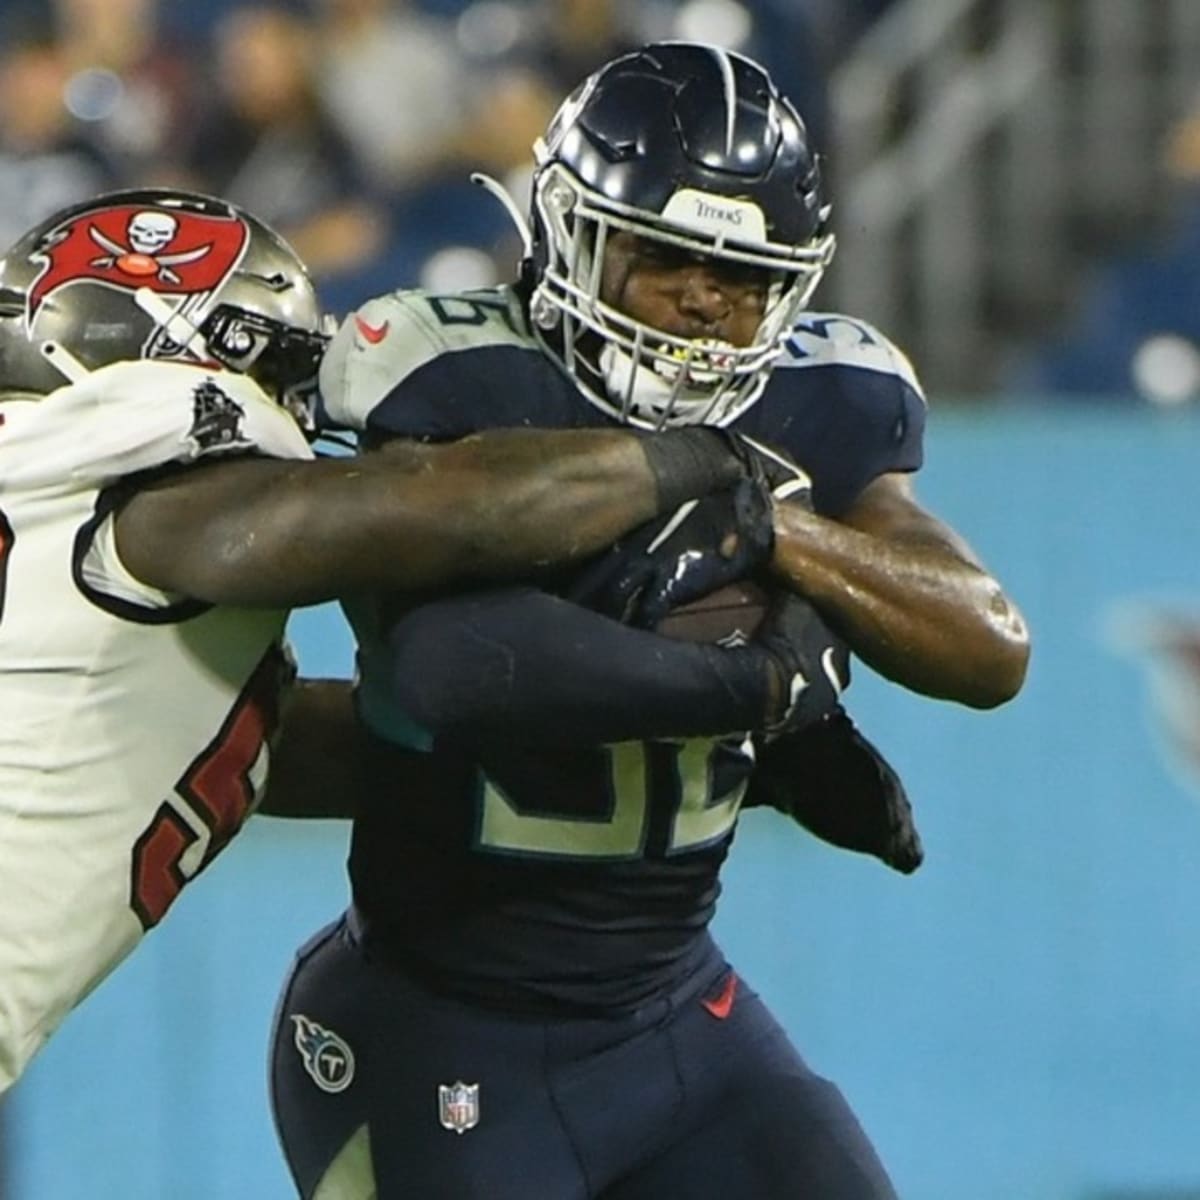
87, 210, 213, 284
129, 211, 178, 254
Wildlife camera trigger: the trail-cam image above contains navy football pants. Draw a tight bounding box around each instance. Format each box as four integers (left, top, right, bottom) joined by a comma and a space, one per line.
270, 914, 899, 1199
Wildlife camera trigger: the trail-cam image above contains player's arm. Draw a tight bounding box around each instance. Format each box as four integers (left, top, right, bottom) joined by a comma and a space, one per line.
257, 626, 760, 817
378, 586, 828, 746
260, 601, 854, 820
256, 677, 429, 819
257, 679, 364, 818
112, 426, 746, 606
769, 472, 1030, 708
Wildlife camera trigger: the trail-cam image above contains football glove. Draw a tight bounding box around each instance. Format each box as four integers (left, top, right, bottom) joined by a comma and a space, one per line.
753, 590, 850, 739
566, 476, 775, 627
745, 707, 924, 874
730, 433, 814, 508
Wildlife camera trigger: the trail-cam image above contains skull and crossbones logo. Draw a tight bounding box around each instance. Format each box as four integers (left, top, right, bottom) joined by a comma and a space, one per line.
87, 211, 212, 284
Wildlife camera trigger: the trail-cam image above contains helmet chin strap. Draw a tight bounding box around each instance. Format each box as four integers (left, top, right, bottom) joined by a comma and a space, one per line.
39, 340, 91, 384
134, 287, 208, 358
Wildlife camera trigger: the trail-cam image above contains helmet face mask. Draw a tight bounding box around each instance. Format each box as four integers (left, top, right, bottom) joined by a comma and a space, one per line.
0, 189, 329, 430
525, 42, 835, 429
199, 303, 330, 434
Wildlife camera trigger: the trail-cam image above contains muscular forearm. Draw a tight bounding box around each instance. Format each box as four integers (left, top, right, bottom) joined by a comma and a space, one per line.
770, 504, 1029, 708
380, 426, 744, 585
116, 427, 744, 606
367, 430, 666, 586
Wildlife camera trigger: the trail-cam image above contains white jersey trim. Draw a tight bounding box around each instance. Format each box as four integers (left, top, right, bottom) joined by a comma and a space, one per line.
321, 287, 531, 430
778, 312, 926, 402
79, 511, 182, 610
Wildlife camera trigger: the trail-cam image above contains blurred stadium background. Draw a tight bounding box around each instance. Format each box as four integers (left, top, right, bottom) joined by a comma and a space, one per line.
2, 0, 1200, 1197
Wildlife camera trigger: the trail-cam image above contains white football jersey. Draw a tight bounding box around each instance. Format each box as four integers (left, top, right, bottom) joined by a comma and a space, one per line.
0, 360, 312, 1091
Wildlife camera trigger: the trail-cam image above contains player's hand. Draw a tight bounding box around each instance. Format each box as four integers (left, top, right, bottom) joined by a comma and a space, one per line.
745, 708, 924, 874
753, 591, 849, 739
566, 477, 775, 627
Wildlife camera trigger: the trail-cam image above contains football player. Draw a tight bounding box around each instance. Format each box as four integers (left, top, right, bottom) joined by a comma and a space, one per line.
0, 186, 789, 1094
269, 44, 1031, 1200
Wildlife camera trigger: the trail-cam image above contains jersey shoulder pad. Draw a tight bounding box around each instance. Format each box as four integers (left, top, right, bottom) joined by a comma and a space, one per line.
320, 285, 535, 430
1, 360, 311, 491
778, 312, 926, 401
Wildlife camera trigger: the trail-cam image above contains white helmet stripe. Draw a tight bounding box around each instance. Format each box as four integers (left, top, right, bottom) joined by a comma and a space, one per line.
39, 339, 90, 383
706, 45, 739, 155
134, 287, 206, 356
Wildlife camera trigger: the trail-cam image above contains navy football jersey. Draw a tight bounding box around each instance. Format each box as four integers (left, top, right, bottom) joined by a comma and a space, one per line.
319, 285, 926, 1013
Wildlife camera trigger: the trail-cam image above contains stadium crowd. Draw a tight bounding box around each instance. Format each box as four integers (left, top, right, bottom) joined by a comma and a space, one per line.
0, 0, 893, 320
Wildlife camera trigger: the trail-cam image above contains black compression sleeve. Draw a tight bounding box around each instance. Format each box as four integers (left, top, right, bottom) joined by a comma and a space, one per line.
638, 427, 746, 511
383, 586, 773, 745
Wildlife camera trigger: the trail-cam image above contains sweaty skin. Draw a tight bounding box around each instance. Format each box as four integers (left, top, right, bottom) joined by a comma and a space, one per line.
770, 477, 1029, 708
600, 232, 1031, 710
600, 231, 769, 346
115, 428, 676, 606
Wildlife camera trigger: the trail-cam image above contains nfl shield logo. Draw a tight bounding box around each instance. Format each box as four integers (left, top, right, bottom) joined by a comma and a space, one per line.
438, 1080, 480, 1134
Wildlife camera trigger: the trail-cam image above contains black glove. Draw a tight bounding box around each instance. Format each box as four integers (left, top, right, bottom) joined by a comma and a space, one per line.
754, 590, 850, 738
745, 707, 924, 874
729, 433, 813, 507
566, 476, 775, 626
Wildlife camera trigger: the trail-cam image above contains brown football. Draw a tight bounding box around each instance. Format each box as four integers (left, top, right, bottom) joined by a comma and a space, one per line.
654, 580, 769, 644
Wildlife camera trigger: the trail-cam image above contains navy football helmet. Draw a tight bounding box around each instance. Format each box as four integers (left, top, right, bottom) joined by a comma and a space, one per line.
0, 189, 329, 430
521, 41, 835, 428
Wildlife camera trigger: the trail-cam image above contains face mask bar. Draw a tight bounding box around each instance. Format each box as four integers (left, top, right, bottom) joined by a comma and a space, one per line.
599, 328, 743, 429
200, 305, 331, 434
127, 288, 330, 434
27, 286, 329, 437
31, 286, 205, 387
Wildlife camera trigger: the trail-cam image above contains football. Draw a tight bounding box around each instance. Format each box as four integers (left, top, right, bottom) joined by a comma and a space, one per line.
654, 580, 769, 645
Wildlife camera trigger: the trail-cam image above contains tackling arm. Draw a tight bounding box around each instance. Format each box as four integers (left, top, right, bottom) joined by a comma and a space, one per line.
257, 679, 365, 818
258, 678, 428, 819
113, 427, 744, 607
769, 473, 1030, 708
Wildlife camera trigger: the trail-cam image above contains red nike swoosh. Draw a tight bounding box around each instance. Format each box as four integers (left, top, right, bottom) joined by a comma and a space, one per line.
354, 315, 389, 345
700, 972, 738, 1020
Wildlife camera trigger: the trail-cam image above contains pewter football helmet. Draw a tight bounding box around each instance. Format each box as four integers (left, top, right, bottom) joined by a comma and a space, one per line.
0, 188, 329, 429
